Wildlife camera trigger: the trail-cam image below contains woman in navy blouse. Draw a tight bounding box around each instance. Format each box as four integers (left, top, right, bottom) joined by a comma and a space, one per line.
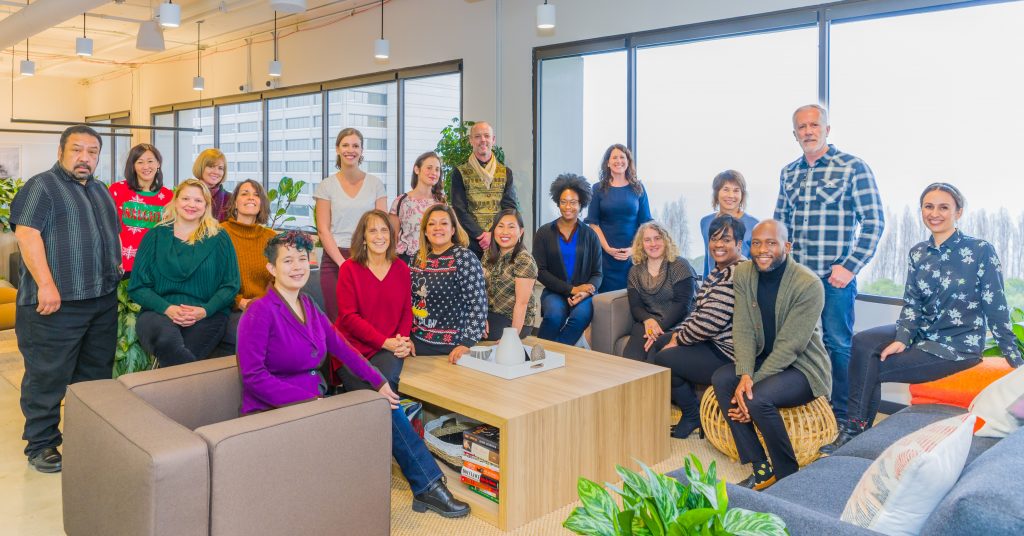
822, 183, 1022, 454
586, 144, 652, 293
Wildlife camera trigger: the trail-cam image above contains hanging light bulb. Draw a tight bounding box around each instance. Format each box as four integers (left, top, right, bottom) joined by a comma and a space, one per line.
193, 21, 204, 91
159, 1, 181, 28
77, 14, 94, 57
536, 0, 556, 30
268, 11, 282, 77
21, 36, 35, 76
374, 0, 389, 60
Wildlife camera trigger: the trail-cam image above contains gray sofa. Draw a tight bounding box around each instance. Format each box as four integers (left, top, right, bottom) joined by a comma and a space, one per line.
667, 404, 1024, 535
591, 289, 631, 356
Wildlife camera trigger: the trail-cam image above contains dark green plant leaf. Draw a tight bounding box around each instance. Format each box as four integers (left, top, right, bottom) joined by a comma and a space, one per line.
564, 506, 617, 536
614, 510, 635, 536
577, 478, 619, 524
638, 498, 666, 536
676, 507, 718, 528
267, 189, 279, 201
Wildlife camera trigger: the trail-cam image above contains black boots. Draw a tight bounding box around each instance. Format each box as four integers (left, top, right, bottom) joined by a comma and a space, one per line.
412, 478, 470, 518
670, 386, 702, 439
820, 419, 868, 455
670, 413, 703, 439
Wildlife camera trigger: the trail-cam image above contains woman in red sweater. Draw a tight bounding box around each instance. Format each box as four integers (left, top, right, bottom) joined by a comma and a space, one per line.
335, 209, 413, 391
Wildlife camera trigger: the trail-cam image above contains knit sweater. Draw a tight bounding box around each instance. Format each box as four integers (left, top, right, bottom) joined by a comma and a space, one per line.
731, 256, 832, 399
410, 245, 487, 347
222, 219, 278, 309
108, 180, 173, 272
674, 260, 741, 359
336, 259, 413, 359
626, 257, 696, 328
128, 224, 241, 316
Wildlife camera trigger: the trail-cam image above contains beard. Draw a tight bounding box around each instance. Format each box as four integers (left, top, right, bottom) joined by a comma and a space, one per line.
755, 254, 786, 272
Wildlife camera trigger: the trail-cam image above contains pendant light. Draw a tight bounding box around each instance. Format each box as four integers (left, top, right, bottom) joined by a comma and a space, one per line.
268, 11, 282, 77
537, 0, 556, 30
20, 1, 34, 75
193, 21, 204, 91
76, 14, 94, 57
159, 1, 181, 28
373, 0, 389, 60
270, 0, 305, 14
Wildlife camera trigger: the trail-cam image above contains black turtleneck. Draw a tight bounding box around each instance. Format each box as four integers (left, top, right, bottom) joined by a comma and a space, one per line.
756, 259, 788, 360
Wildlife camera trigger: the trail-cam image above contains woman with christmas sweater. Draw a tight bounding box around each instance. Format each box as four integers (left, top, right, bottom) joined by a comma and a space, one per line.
108, 144, 173, 275
409, 204, 487, 364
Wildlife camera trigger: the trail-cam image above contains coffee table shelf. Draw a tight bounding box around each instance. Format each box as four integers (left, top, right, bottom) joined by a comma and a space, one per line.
400, 337, 670, 531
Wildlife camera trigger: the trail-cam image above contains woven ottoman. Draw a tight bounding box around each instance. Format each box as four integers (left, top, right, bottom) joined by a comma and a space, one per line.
699, 388, 838, 467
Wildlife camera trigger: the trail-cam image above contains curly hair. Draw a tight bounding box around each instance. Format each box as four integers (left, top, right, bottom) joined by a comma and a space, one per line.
630, 221, 681, 265
264, 230, 315, 263
549, 173, 593, 208
597, 144, 642, 195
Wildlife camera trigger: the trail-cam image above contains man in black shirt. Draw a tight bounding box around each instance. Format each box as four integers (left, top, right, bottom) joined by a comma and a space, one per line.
11, 125, 121, 473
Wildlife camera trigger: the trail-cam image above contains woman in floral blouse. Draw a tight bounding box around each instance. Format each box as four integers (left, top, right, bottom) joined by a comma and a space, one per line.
822, 182, 1022, 454
481, 209, 538, 340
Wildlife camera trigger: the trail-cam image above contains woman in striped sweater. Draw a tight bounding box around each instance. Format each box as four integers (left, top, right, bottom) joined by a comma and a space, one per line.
650, 214, 746, 439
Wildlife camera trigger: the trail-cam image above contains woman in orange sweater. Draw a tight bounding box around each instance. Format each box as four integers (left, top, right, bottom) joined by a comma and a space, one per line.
222, 179, 278, 347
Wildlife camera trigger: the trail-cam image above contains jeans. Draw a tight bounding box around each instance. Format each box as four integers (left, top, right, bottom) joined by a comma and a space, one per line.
136, 310, 228, 367
17, 292, 117, 456
338, 372, 443, 495
821, 275, 857, 420
847, 324, 981, 425
338, 350, 405, 393
536, 289, 593, 345
711, 362, 814, 480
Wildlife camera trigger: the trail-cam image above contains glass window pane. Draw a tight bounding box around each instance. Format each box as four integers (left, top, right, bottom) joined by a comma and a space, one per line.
636, 27, 817, 266
217, 102, 262, 196
153, 113, 176, 184
268, 92, 322, 229
538, 51, 626, 224
178, 107, 214, 186
831, 2, 1024, 307
96, 135, 112, 184
327, 82, 398, 203
402, 73, 461, 193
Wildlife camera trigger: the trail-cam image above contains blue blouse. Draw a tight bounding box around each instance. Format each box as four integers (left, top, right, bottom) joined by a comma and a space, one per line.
559, 227, 579, 283
896, 230, 1022, 367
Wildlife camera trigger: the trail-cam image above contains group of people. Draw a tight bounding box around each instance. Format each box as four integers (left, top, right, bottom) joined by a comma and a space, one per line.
10, 103, 1021, 502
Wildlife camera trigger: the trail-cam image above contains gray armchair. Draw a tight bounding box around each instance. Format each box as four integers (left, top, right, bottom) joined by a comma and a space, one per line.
591, 289, 632, 356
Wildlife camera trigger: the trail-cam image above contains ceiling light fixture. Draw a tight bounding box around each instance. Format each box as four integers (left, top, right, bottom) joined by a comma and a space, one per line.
159, 1, 180, 28
373, 0, 389, 60
268, 11, 281, 77
76, 13, 94, 57
193, 21, 204, 91
537, 0, 555, 30
20, 1, 34, 75
270, 0, 305, 14
136, 20, 166, 51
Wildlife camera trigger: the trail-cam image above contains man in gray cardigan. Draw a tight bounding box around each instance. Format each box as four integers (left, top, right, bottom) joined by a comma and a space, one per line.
711, 220, 832, 491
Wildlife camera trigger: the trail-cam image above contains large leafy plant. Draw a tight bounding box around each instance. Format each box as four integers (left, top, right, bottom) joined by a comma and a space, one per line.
0, 177, 25, 233
267, 176, 307, 229
113, 280, 154, 378
564, 455, 789, 536
433, 118, 505, 200
983, 306, 1024, 358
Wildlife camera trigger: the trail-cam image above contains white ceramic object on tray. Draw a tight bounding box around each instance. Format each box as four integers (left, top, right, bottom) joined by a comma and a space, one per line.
495, 328, 526, 366
457, 345, 565, 380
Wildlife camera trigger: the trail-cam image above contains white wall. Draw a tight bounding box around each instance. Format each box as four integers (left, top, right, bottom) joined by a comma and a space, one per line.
0, 74, 88, 179
82, 0, 821, 224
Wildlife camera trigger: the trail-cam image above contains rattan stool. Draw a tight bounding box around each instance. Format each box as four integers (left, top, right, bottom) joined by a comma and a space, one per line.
699, 388, 838, 467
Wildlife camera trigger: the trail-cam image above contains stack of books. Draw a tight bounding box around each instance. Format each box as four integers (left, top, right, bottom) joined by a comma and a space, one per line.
461, 424, 500, 503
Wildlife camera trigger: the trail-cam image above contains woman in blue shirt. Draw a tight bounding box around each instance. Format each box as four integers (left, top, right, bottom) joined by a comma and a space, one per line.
698, 170, 759, 278
586, 144, 652, 293
822, 183, 1022, 454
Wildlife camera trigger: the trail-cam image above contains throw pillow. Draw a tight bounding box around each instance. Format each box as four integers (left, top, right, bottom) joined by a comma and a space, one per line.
1010, 393, 1024, 423
840, 414, 976, 536
970, 365, 1024, 438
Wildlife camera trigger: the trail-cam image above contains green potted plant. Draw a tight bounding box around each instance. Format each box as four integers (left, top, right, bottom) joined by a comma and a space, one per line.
564, 455, 789, 535
434, 118, 505, 200
0, 177, 24, 284
267, 176, 307, 229
983, 306, 1024, 358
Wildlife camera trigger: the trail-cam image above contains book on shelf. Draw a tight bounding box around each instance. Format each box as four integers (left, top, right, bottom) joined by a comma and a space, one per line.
463, 457, 500, 482
461, 465, 499, 489
461, 475, 499, 497
463, 424, 499, 452
466, 484, 499, 504
463, 443, 499, 465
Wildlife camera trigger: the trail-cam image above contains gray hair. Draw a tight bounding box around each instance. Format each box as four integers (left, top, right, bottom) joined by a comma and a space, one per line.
792, 104, 829, 128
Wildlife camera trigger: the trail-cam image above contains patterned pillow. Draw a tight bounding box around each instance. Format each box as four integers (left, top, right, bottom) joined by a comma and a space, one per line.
970, 365, 1024, 438
840, 414, 976, 536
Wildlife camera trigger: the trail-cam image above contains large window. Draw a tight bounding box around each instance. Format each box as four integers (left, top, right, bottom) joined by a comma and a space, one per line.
327, 83, 398, 201
153, 112, 175, 184
402, 73, 461, 191
268, 92, 322, 228
218, 103, 262, 196
178, 107, 214, 185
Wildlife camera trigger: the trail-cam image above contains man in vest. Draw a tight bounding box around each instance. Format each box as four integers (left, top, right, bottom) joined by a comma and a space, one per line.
450, 121, 519, 257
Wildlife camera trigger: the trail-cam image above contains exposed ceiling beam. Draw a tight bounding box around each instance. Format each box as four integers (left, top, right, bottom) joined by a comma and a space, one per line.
0, 0, 111, 52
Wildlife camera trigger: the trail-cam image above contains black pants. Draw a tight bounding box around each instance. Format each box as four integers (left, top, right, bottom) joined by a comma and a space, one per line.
654, 339, 731, 418
847, 324, 980, 425
17, 292, 117, 456
136, 310, 228, 367
338, 349, 404, 393
711, 362, 814, 480
623, 321, 659, 361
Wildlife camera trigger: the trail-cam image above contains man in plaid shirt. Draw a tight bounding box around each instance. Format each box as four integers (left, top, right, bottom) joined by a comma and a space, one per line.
774, 104, 884, 422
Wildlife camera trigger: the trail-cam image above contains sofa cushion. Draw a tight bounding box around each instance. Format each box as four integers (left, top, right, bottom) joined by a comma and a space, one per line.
840, 415, 975, 536
834, 404, 969, 460
920, 426, 1024, 535
762, 455, 874, 517
910, 358, 1013, 408
970, 364, 1024, 438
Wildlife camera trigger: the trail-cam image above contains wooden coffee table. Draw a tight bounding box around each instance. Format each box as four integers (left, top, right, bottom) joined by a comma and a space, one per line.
399, 337, 670, 531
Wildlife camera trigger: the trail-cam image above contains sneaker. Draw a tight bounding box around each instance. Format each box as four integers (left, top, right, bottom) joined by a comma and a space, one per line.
28, 447, 62, 473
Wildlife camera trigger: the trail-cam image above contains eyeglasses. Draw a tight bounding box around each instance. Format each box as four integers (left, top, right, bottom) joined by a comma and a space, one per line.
558, 200, 580, 207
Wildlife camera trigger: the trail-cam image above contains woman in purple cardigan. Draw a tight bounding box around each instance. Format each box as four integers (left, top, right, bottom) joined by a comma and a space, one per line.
236, 231, 469, 518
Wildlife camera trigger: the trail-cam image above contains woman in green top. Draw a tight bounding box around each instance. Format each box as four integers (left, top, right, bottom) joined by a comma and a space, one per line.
482, 209, 539, 340
129, 178, 240, 367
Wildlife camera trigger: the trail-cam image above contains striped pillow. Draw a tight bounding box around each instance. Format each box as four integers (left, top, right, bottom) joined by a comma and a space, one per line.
840, 414, 976, 536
